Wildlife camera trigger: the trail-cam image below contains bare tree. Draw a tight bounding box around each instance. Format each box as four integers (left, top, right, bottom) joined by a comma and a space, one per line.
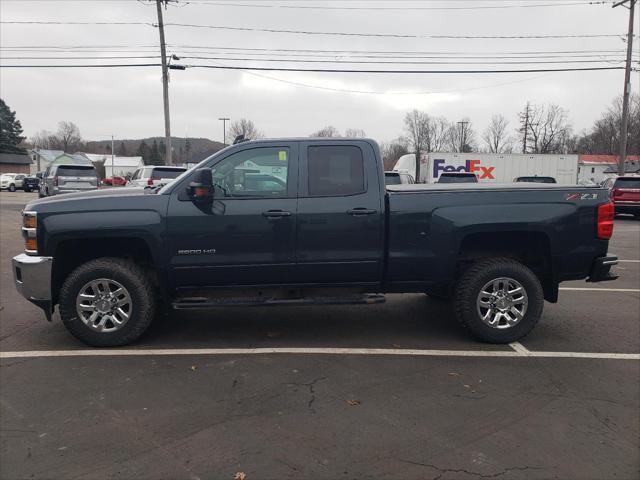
29, 130, 55, 150
447, 118, 476, 152
380, 138, 409, 171
226, 118, 264, 143
426, 116, 450, 152
404, 109, 431, 181
519, 103, 572, 154
310, 125, 340, 137
344, 128, 367, 138
482, 114, 512, 153
576, 94, 639, 154
50, 121, 83, 152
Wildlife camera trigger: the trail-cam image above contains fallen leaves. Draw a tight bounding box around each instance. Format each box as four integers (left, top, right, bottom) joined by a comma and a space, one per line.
233, 472, 246, 480
346, 399, 361, 407
189, 365, 197, 372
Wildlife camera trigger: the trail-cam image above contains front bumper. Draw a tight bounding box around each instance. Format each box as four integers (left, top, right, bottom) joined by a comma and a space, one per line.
587, 255, 618, 282
12, 254, 54, 321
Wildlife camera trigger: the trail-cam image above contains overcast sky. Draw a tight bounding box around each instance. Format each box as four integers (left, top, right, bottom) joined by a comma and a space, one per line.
1, 0, 638, 146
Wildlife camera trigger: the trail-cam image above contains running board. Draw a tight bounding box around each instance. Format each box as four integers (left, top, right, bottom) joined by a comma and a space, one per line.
172, 293, 386, 310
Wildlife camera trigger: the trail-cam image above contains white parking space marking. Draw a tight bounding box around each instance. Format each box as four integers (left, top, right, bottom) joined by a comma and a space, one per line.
618, 260, 640, 263
560, 287, 640, 292
0, 347, 638, 361
509, 342, 530, 355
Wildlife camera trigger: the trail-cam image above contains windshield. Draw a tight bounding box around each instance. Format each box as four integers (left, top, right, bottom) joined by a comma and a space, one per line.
151, 167, 186, 180
438, 174, 477, 183
56, 166, 96, 177
516, 177, 556, 183
385, 173, 401, 185
614, 177, 640, 189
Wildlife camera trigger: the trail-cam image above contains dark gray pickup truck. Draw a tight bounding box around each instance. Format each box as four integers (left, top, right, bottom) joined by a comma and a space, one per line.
12, 138, 618, 346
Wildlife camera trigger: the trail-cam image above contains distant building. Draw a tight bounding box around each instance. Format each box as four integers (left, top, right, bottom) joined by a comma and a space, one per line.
578, 155, 640, 184
78, 153, 144, 178
0, 153, 32, 174
29, 149, 64, 173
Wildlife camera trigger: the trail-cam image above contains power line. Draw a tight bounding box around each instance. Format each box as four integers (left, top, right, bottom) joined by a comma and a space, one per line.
0, 63, 625, 74
182, 0, 610, 10
187, 64, 625, 74
0, 21, 625, 40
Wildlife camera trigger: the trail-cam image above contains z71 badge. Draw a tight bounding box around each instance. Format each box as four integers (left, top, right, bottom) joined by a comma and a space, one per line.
566, 193, 598, 201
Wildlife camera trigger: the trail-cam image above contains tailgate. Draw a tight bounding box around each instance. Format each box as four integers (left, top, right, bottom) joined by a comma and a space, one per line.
58, 176, 97, 189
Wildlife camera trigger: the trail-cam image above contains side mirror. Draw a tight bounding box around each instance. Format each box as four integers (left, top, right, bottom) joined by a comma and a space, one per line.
188, 168, 213, 202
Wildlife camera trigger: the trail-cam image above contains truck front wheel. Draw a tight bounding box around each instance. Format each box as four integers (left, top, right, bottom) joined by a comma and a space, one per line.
454, 258, 543, 343
59, 258, 156, 346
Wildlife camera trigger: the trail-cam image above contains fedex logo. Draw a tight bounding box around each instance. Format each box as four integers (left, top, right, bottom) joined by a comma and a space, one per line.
433, 159, 495, 180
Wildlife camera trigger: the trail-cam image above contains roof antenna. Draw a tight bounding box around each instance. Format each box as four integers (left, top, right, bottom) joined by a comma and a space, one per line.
233, 135, 249, 145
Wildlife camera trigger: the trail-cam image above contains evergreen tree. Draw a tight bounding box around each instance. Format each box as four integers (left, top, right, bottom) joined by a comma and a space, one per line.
0, 99, 27, 154
136, 140, 150, 164
148, 139, 163, 165
158, 139, 166, 162
117, 141, 127, 156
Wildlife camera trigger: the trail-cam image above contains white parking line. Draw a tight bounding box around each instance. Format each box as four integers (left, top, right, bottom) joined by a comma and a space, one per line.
560, 287, 640, 292
0, 347, 637, 361
618, 260, 640, 263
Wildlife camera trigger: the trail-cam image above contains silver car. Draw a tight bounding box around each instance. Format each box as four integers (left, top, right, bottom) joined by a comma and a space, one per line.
39, 164, 98, 197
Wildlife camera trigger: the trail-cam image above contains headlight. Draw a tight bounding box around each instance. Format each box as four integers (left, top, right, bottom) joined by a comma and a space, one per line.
22, 211, 37, 254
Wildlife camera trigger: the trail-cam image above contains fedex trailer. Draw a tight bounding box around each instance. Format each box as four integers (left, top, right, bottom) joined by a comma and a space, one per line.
394, 153, 579, 184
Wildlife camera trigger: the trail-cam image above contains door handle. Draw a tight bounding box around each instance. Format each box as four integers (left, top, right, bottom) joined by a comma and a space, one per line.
262, 209, 292, 218
347, 208, 377, 216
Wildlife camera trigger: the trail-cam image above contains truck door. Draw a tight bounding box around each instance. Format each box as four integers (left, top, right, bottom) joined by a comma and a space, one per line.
296, 141, 384, 285
165, 143, 298, 288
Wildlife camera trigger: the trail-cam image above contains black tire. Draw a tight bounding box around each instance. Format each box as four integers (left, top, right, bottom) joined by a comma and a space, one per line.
454, 257, 544, 343
8, 184, 16, 192
59, 258, 156, 346
23, 187, 30, 193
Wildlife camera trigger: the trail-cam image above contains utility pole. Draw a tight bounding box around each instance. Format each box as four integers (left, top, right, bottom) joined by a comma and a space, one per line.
457, 121, 469, 153
156, 0, 172, 165
219, 117, 230, 145
613, 0, 636, 176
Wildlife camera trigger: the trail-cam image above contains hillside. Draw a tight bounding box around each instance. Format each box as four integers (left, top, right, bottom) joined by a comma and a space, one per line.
83, 137, 225, 164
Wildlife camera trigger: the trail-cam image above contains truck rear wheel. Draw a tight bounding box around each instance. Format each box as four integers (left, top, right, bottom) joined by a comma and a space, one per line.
59, 258, 156, 346
454, 258, 543, 343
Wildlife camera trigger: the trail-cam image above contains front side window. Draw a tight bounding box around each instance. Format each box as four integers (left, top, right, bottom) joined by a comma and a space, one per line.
209, 147, 290, 198
307, 145, 364, 196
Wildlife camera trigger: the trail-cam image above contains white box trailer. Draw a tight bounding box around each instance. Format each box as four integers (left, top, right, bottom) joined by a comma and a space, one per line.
394, 153, 579, 184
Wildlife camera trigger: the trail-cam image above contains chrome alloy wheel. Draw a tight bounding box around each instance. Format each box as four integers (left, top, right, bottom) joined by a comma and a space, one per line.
476, 277, 528, 329
75, 278, 132, 332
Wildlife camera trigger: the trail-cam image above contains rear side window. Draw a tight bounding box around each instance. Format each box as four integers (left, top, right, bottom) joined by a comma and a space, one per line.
614, 177, 640, 188
151, 168, 186, 180
57, 166, 96, 177
308, 145, 365, 196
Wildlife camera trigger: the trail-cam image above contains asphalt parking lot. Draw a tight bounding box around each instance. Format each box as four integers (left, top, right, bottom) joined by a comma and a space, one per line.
0, 191, 638, 480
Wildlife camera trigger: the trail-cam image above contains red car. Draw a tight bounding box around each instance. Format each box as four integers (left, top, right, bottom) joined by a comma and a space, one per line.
101, 176, 127, 187
603, 175, 640, 217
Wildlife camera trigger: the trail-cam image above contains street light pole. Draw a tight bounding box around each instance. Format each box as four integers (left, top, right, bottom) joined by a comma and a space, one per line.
613, 0, 636, 176
219, 117, 230, 145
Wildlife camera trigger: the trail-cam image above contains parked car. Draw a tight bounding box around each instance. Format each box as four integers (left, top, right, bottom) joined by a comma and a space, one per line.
12, 138, 617, 347
0, 173, 26, 192
102, 176, 127, 187
127, 166, 187, 188
384, 171, 415, 185
602, 175, 640, 217
39, 164, 99, 198
22, 175, 40, 193
437, 172, 478, 183
515, 176, 557, 184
